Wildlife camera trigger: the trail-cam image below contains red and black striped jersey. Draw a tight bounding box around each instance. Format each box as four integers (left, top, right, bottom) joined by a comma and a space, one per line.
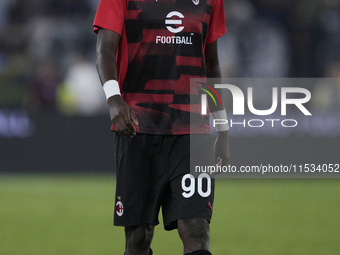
94, 0, 226, 134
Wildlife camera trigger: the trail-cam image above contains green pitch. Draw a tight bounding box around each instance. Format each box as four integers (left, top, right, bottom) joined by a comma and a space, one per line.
0, 175, 339, 255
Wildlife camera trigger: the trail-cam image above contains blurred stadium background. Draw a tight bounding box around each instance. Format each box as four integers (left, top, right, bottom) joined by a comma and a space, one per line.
0, 0, 340, 254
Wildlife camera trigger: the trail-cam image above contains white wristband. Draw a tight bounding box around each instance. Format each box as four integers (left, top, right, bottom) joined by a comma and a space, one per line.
103, 80, 121, 99
211, 109, 230, 132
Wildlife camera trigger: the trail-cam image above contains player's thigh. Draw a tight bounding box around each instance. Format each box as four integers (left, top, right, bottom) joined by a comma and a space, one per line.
113, 134, 162, 227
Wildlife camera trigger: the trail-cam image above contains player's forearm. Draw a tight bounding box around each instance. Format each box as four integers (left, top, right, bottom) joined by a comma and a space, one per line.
96, 29, 120, 85
96, 47, 118, 85
206, 63, 224, 112
205, 41, 224, 112
97, 50, 124, 107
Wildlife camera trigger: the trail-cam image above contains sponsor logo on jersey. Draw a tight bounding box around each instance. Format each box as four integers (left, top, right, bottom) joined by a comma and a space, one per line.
192, 0, 200, 5
156, 35, 192, 45
115, 200, 124, 217
157, 11, 194, 45
165, 11, 184, 33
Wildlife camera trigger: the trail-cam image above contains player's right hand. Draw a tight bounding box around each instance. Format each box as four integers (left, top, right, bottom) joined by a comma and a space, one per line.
107, 95, 139, 137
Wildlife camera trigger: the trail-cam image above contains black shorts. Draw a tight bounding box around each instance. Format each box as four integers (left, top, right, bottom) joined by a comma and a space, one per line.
112, 133, 214, 230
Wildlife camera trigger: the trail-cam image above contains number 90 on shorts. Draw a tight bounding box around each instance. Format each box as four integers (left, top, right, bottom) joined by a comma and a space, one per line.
181, 173, 211, 198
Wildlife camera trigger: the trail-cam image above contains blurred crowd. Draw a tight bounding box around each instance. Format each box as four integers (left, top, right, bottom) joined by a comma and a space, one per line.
0, 0, 340, 115
0, 0, 104, 115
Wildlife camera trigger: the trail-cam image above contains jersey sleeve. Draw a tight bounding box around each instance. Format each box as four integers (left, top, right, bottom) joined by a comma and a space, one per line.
206, 0, 227, 44
93, 0, 127, 35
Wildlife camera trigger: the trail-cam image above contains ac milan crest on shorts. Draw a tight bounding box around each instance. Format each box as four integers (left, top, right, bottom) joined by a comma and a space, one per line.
115, 200, 124, 217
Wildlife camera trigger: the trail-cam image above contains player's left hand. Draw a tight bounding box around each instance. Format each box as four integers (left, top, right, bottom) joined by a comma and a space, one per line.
214, 131, 230, 167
